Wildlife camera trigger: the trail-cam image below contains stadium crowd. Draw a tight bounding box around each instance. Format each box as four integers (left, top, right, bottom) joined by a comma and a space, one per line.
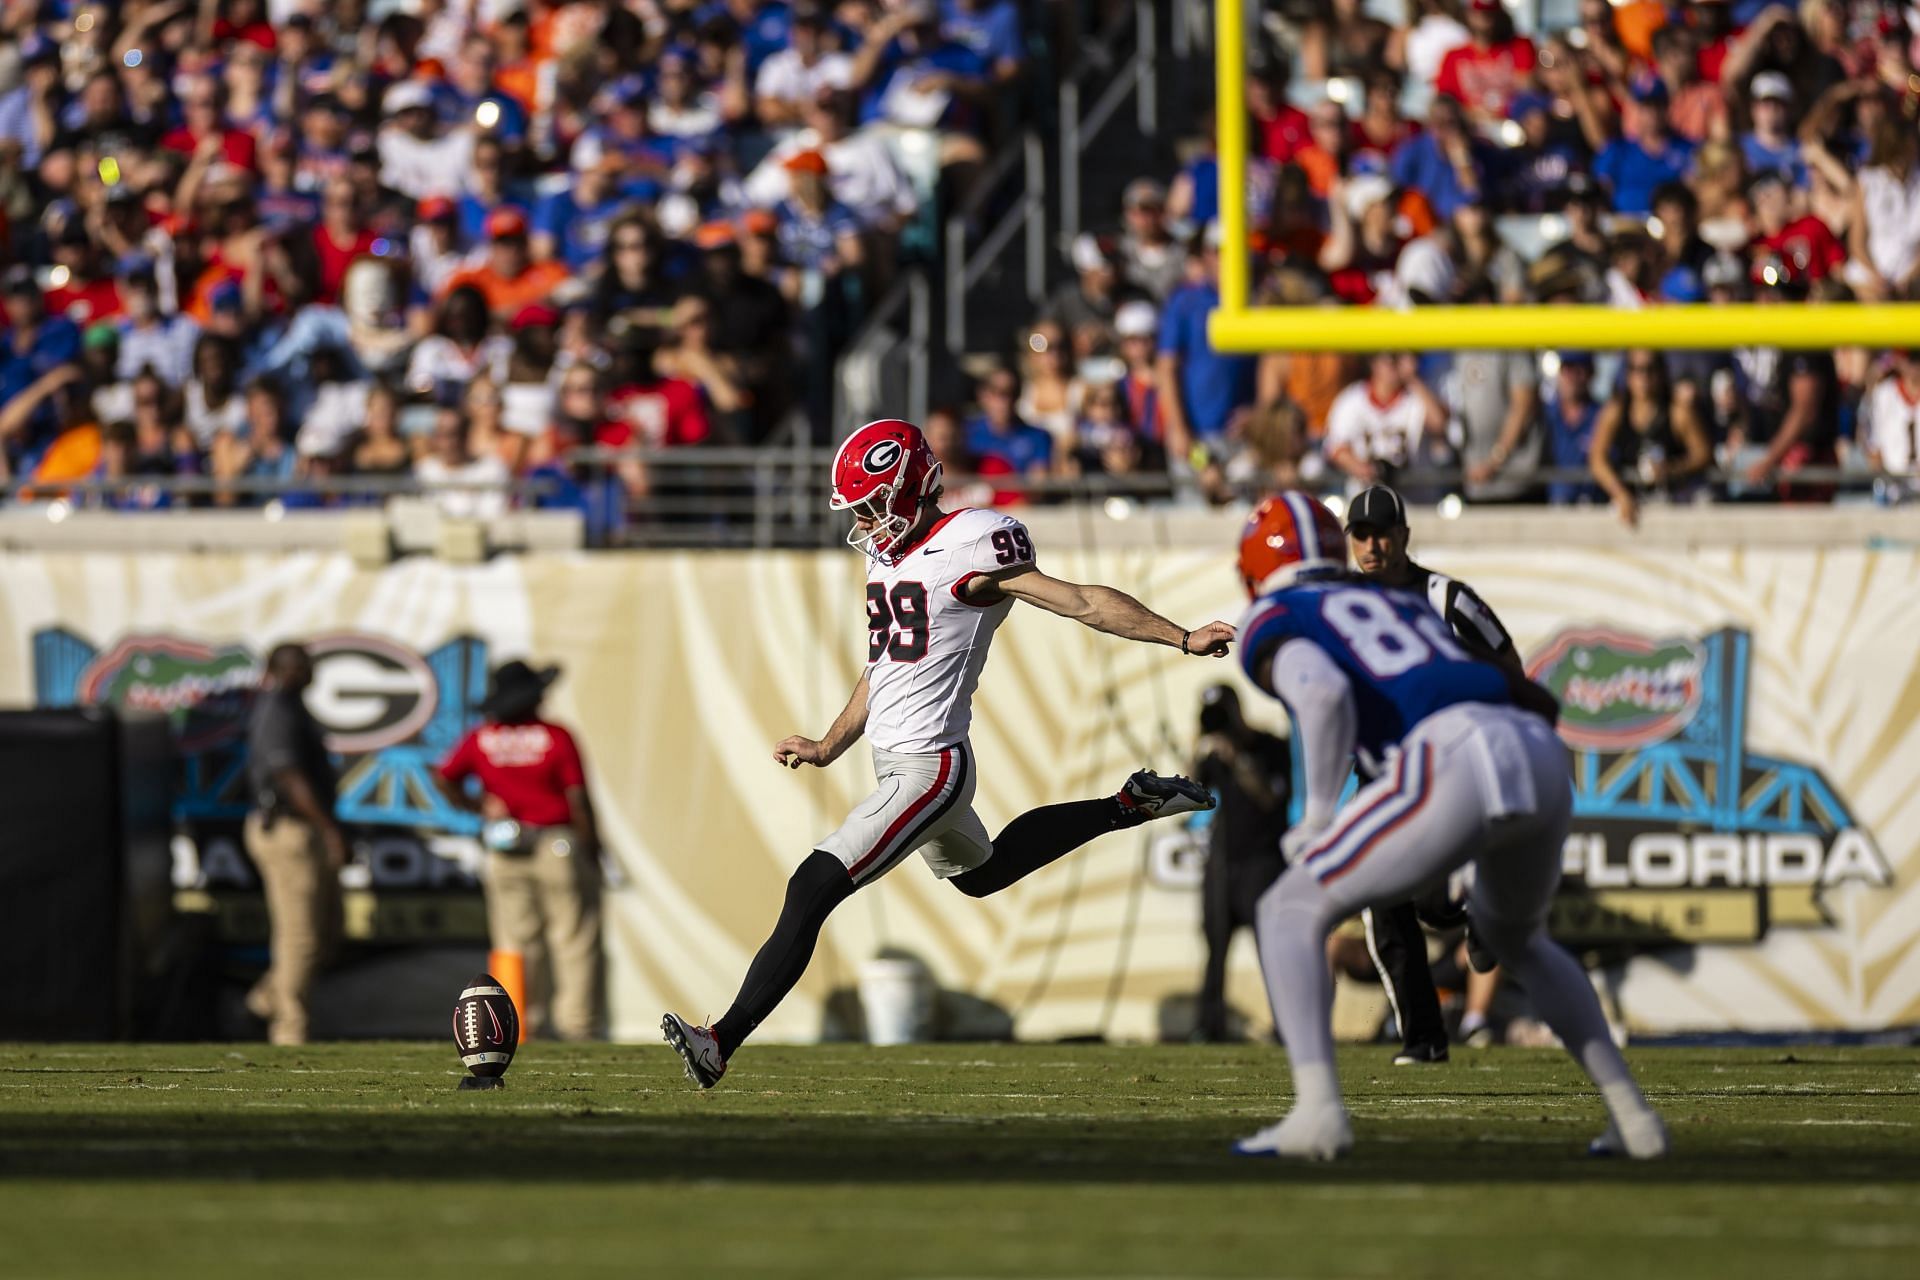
957, 0, 1920, 519
1, 1, 1918, 535
0, 0, 1032, 535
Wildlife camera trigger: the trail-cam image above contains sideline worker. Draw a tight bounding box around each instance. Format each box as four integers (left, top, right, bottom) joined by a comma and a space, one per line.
439, 660, 603, 1040
244, 642, 348, 1046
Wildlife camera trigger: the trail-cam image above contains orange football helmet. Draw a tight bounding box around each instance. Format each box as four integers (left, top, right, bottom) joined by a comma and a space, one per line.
1237, 491, 1347, 597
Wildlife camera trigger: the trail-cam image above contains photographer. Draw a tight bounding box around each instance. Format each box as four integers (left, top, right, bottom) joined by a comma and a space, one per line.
1191, 685, 1291, 1043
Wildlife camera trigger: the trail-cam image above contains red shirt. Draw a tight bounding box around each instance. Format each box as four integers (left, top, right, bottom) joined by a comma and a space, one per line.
44, 278, 124, 327
1435, 38, 1538, 117
441, 719, 585, 827
1260, 104, 1313, 163
161, 127, 259, 172
312, 225, 378, 304
1760, 217, 1847, 282
602, 376, 712, 448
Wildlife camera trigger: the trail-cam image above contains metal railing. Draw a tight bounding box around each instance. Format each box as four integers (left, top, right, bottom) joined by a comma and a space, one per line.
837, 269, 933, 428
944, 131, 1050, 356
1059, 0, 1160, 246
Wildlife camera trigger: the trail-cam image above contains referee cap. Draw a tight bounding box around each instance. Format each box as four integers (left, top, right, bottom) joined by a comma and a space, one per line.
1344, 485, 1407, 532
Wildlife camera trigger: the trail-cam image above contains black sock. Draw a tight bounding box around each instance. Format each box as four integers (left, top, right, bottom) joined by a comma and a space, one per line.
949, 795, 1144, 899
712, 850, 854, 1058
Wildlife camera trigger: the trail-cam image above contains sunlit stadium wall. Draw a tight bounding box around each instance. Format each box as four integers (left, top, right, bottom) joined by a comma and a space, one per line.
1, 526, 1914, 1042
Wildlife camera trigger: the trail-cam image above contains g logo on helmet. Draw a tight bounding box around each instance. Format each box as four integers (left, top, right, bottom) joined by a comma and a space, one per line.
862, 439, 903, 475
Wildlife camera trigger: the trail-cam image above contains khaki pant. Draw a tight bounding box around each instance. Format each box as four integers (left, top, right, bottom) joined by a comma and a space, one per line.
243, 812, 343, 1046
486, 827, 602, 1041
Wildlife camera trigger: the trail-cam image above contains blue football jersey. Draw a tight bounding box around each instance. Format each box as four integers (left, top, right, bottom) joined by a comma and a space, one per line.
1239, 576, 1513, 763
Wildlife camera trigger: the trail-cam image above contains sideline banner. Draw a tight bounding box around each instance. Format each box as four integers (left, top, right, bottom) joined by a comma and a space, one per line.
0, 544, 1910, 1040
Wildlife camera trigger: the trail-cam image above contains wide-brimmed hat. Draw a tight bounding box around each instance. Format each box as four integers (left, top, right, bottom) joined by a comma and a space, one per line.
481, 660, 560, 719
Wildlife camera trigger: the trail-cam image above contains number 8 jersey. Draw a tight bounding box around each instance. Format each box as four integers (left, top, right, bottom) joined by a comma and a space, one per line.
1238, 575, 1513, 767
864, 508, 1034, 754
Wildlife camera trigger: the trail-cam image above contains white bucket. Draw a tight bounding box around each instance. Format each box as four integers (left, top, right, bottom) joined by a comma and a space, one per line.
858, 956, 934, 1046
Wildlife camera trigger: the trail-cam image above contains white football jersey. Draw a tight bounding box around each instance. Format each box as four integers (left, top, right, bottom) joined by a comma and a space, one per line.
863, 507, 1034, 754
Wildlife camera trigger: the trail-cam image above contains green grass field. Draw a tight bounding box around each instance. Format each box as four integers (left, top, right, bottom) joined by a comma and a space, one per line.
3, 1042, 1916, 1279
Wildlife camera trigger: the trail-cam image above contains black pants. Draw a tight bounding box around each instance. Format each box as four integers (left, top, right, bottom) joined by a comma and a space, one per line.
1362, 900, 1447, 1053
1198, 851, 1286, 1041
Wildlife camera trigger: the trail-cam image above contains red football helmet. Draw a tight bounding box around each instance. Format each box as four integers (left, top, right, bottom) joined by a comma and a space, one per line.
1237, 490, 1346, 597
830, 419, 944, 561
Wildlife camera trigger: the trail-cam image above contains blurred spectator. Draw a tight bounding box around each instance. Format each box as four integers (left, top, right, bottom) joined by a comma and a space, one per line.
1451, 338, 1542, 503
655, 296, 753, 442
1835, 116, 1920, 301
1738, 266, 1843, 497
1113, 301, 1164, 442
377, 79, 473, 201
1582, 74, 1698, 216
440, 209, 569, 319
850, 2, 990, 172
1749, 169, 1846, 282
1491, 90, 1578, 213
1862, 349, 1920, 498
348, 383, 412, 483
184, 334, 247, 447
1741, 72, 1808, 187
1589, 351, 1714, 525
1016, 320, 1076, 450
1117, 179, 1183, 301
966, 366, 1052, 479
1254, 267, 1360, 441
1648, 22, 1730, 144
941, 0, 1026, 88
689, 232, 791, 442
1435, 0, 1537, 127
756, 5, 855, 133
746, 89, 918, 234
1157, 224, 1257, 464
1389, 93, 1491, 220
1401, 0, 1470, 98
409, 284, 512, 406
116, 263, 199, 387
1320, 175, 1404, 304
210, 379, 297, 506
1322, 354, 1448, 491
1299, 3, 1390, 87
1543, 353, 1606, 505
416, 410, 509, 521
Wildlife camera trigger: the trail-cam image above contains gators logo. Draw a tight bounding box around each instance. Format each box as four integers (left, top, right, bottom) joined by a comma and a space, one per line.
77, 636, 259, 750
1527, 628, 1706, 752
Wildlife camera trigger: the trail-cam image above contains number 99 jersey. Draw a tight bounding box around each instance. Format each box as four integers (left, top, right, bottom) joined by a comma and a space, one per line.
864, 507, 1036, 754
1238, 576, 1513, 767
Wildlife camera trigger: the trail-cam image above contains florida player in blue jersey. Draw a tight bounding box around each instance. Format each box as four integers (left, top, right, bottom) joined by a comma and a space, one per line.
1229, 492, 1667, 1161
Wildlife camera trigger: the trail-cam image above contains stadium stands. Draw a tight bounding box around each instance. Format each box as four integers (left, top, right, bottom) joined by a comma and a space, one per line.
1, 1, 1917, 543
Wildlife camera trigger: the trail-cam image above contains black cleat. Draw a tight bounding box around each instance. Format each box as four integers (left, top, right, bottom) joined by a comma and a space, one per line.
1391, 1041, 1450, 1066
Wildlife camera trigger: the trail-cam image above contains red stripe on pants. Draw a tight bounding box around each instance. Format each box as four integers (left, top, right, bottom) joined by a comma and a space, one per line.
848, 749, 952, 878
1320, 745, 1434, 885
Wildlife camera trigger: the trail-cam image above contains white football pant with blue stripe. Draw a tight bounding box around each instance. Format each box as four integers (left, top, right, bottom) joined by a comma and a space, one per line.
1256, 697, 1658, 1138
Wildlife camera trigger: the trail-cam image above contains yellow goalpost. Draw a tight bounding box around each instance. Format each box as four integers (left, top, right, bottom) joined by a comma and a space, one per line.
1206, 0, 1920, 352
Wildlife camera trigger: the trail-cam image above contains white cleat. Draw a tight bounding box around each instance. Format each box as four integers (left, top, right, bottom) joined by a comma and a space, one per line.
1588, 1109, 1669, 1160
1118, 770, 1215, 819
661, 1012, 728, 1089
1232, 1107, 1355, 1161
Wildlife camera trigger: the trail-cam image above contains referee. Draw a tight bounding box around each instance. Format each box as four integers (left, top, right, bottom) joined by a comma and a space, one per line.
1346, 485, 1525, 1064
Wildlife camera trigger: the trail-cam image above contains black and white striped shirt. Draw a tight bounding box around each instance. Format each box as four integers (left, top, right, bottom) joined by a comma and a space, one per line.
1405, 560, 1517, 666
